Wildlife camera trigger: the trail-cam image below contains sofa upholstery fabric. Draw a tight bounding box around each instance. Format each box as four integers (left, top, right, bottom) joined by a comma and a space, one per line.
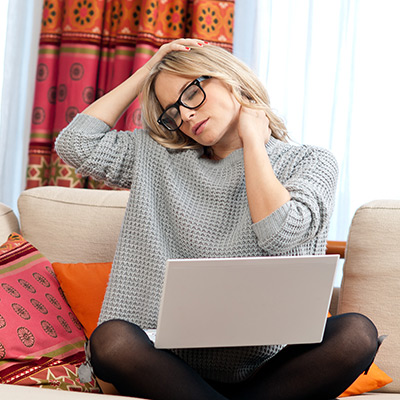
18, 187, 129, 263
338, 200, 400, 393
0, 203, 20, 244
0, 189, 398, 398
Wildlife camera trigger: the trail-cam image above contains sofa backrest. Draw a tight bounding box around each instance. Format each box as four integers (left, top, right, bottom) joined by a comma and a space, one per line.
18, 187, 129, 263
338, 199, 400, 393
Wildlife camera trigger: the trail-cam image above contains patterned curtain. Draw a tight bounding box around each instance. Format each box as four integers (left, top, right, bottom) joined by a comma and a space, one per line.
26, 0, 235, 189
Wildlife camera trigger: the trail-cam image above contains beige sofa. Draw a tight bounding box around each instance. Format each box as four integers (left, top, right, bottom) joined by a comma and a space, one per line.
0, 186, 399, 399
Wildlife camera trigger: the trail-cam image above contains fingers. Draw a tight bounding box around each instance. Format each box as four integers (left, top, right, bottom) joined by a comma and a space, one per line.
160, 38, 208, 53
241, 106, 265, 118
144, 38, 208, 72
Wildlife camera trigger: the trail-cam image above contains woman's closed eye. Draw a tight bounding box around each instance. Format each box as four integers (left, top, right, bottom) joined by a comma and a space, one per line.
185, 88, 198, 101
168, 107, 179, 119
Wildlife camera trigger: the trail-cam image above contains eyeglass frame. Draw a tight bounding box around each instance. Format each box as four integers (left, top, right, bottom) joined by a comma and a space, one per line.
157, 76, 211, 132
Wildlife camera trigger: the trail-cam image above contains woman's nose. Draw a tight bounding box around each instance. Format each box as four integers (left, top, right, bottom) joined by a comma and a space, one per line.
180, 106, 195, 122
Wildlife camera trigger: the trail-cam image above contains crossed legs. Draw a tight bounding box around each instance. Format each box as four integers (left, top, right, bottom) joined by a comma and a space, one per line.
89, 319, 226, 400
89, 313, 380, 400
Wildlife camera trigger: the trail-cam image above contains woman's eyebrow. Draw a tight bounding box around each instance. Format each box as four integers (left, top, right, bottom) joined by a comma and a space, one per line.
165, 79, 194, 108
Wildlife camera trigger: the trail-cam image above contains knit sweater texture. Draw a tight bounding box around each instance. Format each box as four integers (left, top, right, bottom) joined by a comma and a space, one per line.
56, 113, 338, 383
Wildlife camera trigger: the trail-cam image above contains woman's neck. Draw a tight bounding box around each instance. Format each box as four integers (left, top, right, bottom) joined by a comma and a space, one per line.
210, 133, 243, 160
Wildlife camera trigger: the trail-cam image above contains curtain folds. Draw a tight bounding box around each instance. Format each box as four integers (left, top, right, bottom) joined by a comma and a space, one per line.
26, 0, 235, 189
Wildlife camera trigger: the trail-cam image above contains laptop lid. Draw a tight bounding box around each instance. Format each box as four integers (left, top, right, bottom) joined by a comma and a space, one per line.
155, 255, 338, 349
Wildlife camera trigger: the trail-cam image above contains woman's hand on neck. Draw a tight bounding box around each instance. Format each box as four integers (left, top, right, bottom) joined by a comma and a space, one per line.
237, 106, 271, 148
210, 106, 270, 159
238, 106, 291, 222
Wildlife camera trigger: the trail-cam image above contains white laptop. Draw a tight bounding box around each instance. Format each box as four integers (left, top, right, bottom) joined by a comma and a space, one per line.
145, 255, 338, 349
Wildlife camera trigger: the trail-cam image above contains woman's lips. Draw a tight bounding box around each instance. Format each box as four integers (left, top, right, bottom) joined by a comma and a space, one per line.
192, 118, 208, 135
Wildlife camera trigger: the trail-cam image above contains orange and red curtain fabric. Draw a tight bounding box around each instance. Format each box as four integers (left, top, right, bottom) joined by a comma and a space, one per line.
26, 0, 235, 189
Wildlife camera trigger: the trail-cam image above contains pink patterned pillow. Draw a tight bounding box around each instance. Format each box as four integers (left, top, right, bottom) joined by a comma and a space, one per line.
0, 233, 99, 392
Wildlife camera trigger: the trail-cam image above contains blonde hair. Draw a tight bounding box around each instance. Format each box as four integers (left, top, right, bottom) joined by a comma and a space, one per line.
140, 45, 288, 153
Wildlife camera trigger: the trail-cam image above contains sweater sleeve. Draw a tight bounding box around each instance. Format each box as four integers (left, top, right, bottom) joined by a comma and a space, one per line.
55, 113, 138, 188
251, 146, 338, 254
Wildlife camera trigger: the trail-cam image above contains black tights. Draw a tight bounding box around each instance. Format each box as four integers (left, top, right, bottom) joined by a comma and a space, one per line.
89, 313, 380, 400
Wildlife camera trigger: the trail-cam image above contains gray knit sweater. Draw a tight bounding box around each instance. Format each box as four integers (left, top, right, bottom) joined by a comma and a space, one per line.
56, 113, 338, 383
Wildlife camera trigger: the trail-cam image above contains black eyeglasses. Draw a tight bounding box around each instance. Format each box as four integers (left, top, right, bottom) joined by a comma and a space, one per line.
157, 76, 211, 131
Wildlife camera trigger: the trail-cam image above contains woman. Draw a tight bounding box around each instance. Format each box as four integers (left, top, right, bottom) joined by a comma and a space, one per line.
56, 39, 380, 400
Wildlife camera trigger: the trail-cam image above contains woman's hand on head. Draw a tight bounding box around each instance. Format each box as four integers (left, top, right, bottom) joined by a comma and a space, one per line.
143, 38, 207, 73
238, 106, 271, 146
80, 39, 206, 126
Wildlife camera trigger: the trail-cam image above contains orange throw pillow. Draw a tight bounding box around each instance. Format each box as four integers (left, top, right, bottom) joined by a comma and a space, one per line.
53, 263, 392, 396
339, 362, 392, 397
52, 262, 112, 338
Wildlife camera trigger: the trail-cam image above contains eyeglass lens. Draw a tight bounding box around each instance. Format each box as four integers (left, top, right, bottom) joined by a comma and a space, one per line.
160, 82, 205, 130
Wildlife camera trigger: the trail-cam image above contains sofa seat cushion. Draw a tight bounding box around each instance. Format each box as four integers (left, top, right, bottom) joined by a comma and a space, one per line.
0, 384, 142, 399
351, 394, 400, 399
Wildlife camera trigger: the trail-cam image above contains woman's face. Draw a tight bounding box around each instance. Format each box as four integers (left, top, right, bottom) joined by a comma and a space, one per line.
154, 72, 242, 157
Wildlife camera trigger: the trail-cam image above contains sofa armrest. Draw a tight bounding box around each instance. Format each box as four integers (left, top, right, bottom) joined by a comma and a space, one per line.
325, 241, 346, 316
326, 240, 346, 258
0, 202, 20, 244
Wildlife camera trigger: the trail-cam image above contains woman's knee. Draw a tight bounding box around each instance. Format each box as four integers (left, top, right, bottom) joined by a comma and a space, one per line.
328, 313, 379, 362
89, 319, 153, 377
339, 313, 377, 345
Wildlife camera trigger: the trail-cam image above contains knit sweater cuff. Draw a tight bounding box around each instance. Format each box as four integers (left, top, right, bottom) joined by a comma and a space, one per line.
66, 113, 112, 134
251, 201, 291, 240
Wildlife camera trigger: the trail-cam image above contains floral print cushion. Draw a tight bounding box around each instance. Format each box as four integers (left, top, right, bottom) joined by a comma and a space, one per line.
0, 233, 99, 392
